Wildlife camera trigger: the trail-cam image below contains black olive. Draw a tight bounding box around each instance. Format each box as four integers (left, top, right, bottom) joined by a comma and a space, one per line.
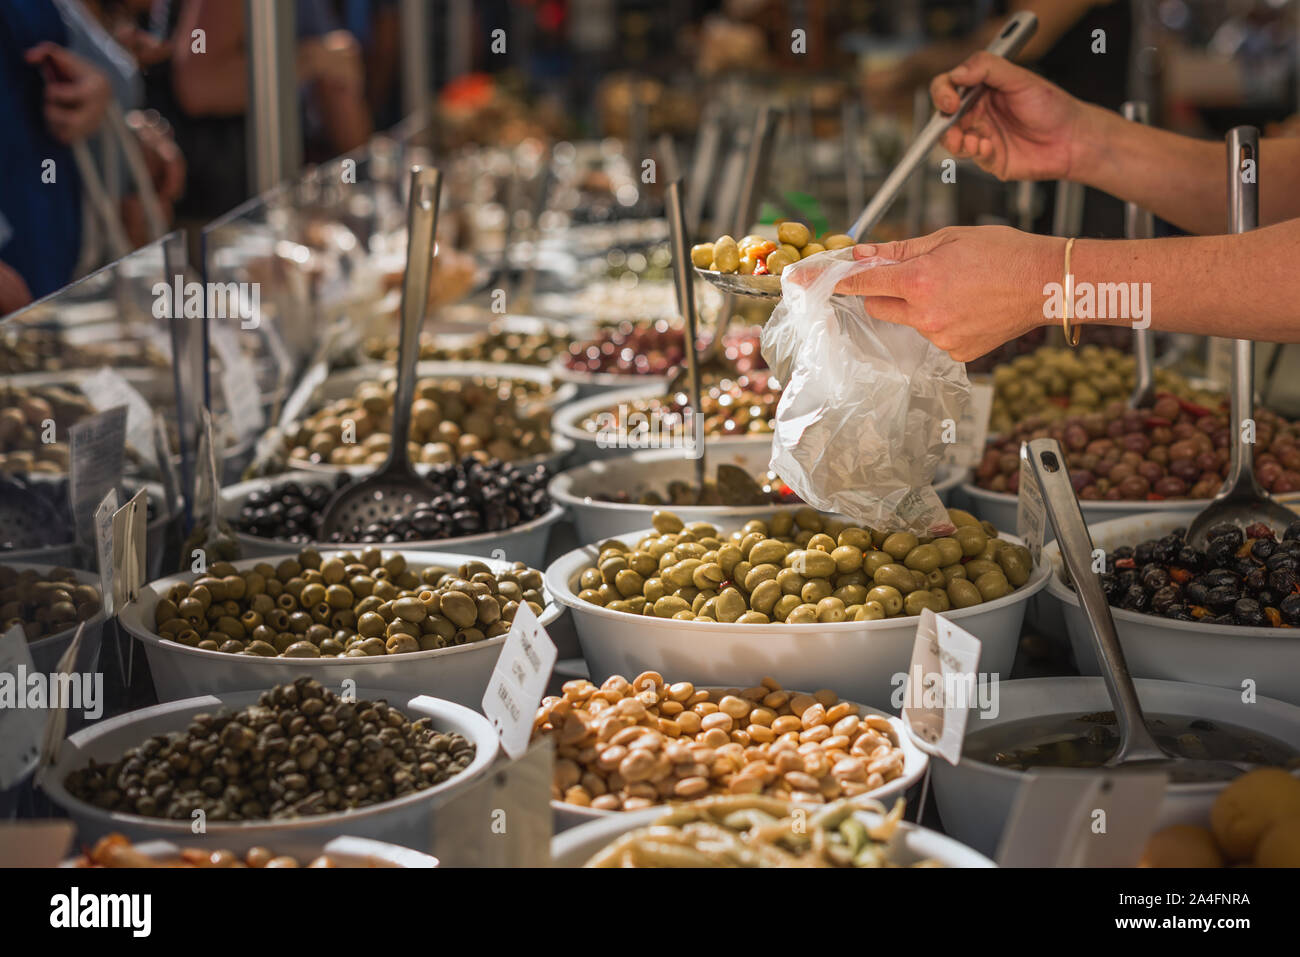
1280, 594, 1300, 625
1207, 522, 1244, 547
1266, 553, 1298, 573
1174, 546, 1202, 570
1206, 539, 1236, 569
1113, 545, 1135, 561
1268, 568, 1298, 594
1120, 585, 1150, 612
1232, 597, 1265, 627
1257, 588, 1279, 608
1151, 585, 1181, 614
1185, 581, 1210, 606
1285, 520, 1300, 542
1251, 538, 1277, 561
1140, 566, 1170, 591
1205, 585, 1240, 613
1134, 542, 1156, 565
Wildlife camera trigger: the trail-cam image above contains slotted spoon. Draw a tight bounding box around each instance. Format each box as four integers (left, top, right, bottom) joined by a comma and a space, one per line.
1024, 437, 1249, 782
318, 166, 443, 538
1184, 127, 1296, 548
692, 10, 1039, 301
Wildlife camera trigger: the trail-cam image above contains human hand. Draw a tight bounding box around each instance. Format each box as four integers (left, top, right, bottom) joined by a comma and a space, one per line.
931, 51, 1091, 182
0, 261, 33, 316
832, 226, 1060, 362
25, 43, 112, 144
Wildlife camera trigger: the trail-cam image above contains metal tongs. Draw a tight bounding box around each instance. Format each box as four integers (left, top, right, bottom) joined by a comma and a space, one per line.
692, 10, 1039, 301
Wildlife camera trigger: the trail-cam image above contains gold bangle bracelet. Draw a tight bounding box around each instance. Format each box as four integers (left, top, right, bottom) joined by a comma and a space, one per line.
1061, 237, 1080, 347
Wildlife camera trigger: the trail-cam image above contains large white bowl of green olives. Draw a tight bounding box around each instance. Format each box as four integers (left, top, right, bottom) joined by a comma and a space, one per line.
117, 548, 561, 708
544, 508, 1049, 712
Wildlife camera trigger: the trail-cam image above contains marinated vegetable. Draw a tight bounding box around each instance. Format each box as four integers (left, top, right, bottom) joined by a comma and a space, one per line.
694, 227, 854, 277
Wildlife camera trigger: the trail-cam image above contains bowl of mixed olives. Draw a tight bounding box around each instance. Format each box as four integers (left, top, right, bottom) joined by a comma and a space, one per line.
0, 563, 106, 674
544, 507, 1048, 711
1043, 512, 1300, 706
117, 547, 561, 707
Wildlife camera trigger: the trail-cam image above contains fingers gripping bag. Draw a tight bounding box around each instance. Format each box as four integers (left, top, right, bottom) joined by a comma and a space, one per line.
760, 249, 969, 536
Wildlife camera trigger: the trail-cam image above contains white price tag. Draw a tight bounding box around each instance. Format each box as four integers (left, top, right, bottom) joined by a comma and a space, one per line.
210, 321, 265, 439
943, 381, 994, 468
34, 621, 91, 786
901, 608, 982, 766
278, 360, 328, 429
482, 602, 557, 759
69, 406, 126, 546
1016, 445, 1046, 566
111, 488, 148, 611
0, 625, 45, 789
81, 367, 159, 471
93, 488, 119, 618
997, 771, 1169, 867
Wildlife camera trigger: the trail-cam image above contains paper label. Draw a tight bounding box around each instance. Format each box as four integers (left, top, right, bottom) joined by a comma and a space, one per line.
901, 608, 983, 766
997, 770, 1169, 867
93, 489, 119, 618
943, 381, 994, 468
34, 621, 90, 785
0, 821, 76, 867
111, 488, 148, 610
279, 360, 328, 429
69, 406, 126, 547
211, 322, 265, 439
482, 602, 558, 759
428, 739, 553, 867
81, 367, 159, 471
1016, 446, 1046, 566
0, 625, 44, 789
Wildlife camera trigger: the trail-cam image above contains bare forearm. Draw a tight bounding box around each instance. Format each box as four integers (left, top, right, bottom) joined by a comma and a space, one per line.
1074, 105, 1300, 234
1067, 222, 1300, 340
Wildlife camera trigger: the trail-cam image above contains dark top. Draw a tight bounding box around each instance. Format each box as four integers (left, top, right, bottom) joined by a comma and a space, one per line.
0, 0, 81, 298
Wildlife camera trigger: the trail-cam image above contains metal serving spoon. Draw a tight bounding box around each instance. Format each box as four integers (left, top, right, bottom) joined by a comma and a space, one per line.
317, 166, 444, 538
692, 10, 1039, 301
1122, 102, 1158, 409
1024, 437, 1248, 781
1184, 127, 1296, 548
665, 179, 709, 500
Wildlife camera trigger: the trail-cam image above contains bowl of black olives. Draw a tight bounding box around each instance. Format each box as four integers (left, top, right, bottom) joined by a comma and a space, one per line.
1043, 512, 1300, 706
220, 460, 564, 568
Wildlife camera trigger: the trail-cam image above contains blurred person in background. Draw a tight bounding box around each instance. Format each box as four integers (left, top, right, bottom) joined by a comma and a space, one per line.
143, 0, 372, 220
1, 1, 111, 306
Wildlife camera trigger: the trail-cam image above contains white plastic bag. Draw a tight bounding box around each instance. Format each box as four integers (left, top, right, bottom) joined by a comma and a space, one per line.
760, 248, 970, 536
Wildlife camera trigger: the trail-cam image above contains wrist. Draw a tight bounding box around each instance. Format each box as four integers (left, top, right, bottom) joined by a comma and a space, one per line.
1066, 101, 1118, 187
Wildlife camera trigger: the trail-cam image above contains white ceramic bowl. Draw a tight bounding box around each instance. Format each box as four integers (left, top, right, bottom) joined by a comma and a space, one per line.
550, 802, 995, 867
1042, 512, 1300, 705
219, 471, 565, 568
550, 691, 929, 831
60, 835, 439, 867
117, 550, 562, 708
44, 687, 497, 845
544, 528, 1050, 712
1, 563, 107, 676
549, 449, 969, 544
547, 355, 673, 400
552, 384, 776, 465
958, 482, 1224, 542
930, 676, 1300, 858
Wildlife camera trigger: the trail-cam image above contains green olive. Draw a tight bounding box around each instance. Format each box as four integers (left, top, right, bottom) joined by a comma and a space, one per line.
391, 596, 427, 622
933, 537, 963, 567
903, 590, 944, 617
439, 591, 477, 628
614, 568, 645, 598
940, 564, 968, 585
830, 545, 864, 574
714, 588, 747, 623
866, 585, 903, 616
964, 559, 1002, 580
800, 578, 833, 604
785, 603, 818, 624
872, 563, 915, 592
903, 543, 942, 573
653, 595, 691, 618
282, 640, 322, 658
817, 597, 846, 622
997, 544, 1033, 586
750, 579, 782, 615
974, 570, 1012, 601
863, 550, 893, 576
853, 600, 886, 622
791, 549, 837, 580
748, 539, 790, 566
772, 594, 802, 622
954, 526, 989, 558
881, 532, 919, 560
776, 568, 806, 595
736, 611, 770, 624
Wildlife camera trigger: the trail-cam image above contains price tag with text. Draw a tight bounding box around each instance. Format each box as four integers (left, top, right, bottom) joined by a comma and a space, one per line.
901, 608, 983, 766
93, 488, 119, 618
1016, 445, 1046, 566
82, 367, 159, 471
69, 406, 126, 546
111, 488, 148, 610
998, 771, 1169, 868
0, 625, 44, 789
482, 602, 557, 759
942, 381, 995, 468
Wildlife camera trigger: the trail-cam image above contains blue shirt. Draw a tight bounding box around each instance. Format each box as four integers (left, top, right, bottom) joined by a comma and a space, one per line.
0, 0, 81, 299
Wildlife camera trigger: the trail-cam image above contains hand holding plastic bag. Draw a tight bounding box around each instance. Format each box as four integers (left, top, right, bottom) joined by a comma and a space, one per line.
760, 248, 970, 536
